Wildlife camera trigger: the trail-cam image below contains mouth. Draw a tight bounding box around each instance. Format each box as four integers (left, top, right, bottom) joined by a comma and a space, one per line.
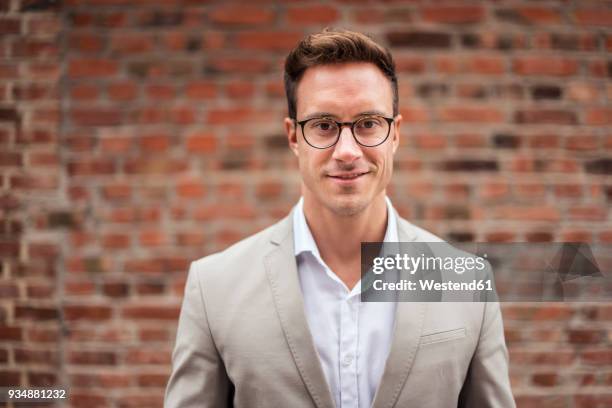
327, 171, 369, 182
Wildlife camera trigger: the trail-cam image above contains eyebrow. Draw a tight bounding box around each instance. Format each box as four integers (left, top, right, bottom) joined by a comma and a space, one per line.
301, 110, 390, 121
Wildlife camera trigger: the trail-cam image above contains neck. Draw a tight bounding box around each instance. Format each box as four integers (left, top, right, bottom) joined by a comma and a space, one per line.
302, 192, 388, 288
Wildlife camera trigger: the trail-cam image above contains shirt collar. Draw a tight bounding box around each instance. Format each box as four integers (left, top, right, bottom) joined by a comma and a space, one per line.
293, 197, 399, 257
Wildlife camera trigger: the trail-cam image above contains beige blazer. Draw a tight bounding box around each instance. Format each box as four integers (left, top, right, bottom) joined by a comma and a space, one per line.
165, 210, 515, 408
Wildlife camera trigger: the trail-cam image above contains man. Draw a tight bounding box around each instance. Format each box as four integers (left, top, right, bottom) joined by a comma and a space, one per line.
165, 29, 515, 408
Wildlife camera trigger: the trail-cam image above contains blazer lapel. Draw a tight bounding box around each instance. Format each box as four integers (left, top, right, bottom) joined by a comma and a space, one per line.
264, 214, 336, 408
371, 214, 428, 408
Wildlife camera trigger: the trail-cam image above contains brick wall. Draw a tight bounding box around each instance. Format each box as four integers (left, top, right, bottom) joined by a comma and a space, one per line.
1, 0, 610, 407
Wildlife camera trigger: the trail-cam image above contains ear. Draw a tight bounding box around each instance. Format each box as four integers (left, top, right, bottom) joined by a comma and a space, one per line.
391, 114, 402, 154
285, 117, 299, 157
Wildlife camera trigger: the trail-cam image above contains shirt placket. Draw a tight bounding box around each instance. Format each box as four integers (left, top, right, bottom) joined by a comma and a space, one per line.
339, 294, 359, 408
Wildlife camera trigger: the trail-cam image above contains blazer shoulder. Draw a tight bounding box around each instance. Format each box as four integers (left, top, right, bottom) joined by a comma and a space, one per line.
190, 215, 291, 283
397, 216, 445, 243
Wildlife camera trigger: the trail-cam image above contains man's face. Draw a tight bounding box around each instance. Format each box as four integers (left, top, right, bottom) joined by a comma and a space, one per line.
285, 62, 402, 216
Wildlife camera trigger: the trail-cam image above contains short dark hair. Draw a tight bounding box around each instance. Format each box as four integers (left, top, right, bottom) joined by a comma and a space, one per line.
284, 28, 398, 120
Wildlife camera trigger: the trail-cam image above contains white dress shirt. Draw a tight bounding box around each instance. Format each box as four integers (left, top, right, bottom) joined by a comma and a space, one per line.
293, 197, 398, 408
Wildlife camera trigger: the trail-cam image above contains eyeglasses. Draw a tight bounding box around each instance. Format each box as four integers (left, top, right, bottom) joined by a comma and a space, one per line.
294, 115, 394, 149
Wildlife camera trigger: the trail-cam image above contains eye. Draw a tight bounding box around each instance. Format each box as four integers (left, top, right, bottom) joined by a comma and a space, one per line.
309, 119, 338, 132
357, 117, 383, 129
317, 121, 333, 130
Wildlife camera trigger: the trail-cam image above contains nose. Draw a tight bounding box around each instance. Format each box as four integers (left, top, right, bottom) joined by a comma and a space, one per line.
332, 126, 363, 163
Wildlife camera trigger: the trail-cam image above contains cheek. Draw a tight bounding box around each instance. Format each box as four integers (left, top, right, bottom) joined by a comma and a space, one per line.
298, 149, 323, 180
377, 150, 395, 183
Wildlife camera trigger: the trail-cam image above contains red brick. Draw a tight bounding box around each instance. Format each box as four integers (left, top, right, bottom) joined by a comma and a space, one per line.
0, 370, 20, 386
103, 282, 129, 298
25, 328, 58, 343
67, 159, 115, 176
515, 109, 577, 125
566, 135, 598, 151
122, 305, 179, 320
64, 305, 112, 321
106, 207, 160, 224
589, 60, 608, 77
138, 134, 170, 152
116, 394, 164, 408
68, 393, 108, 407
146, 84, 175, 99
65, 281, 96, 296
568, 206, 607, 221
69, 350, 117, 366
26, 15, 60, 35
70, 84, 100, 100
412, 133, 446, 149
176, 178, 206, 198
399, 107, 429, 123
514, 7, 561, 24
209, 57, 270, 73
100, 135, 132, 153
574, 395, 612, 408
532, 373, 558, 387
101, 183, 132, 200
14, 306, 58, 321
11, 38, 57, 58
68, 33, 105, 53
109, 33, 154, 54
0, 17, 20, 34
568, 329, 604, 344
465, 56, 505, 75
108, 81, 138, 101
225, 81, 255, 98
14, 348, 58, 364
395, 57, 425, 73
186, 132, 217, 153
26, 283, 54, 298
513, 57, 578, 76
440, 106, 505, 123
0, 326, 22, 341
209, 5, 275, 26
585, 108, 612, 125
70, 109, 122, 126
123, 158, 188, 174
175, 231, 205, 247
139, 230, 166, 247
138, 373, 168, 387
554, 184, 582, 198
480, 182, 509, 200
421, 6, 485, 24
287, 5, 340, 25
169, 105, 196, 124
68, 58, 117, 78
185, 81, 217, 99
581, 349, 612, 366
236, 31, 303, 51
575, 9, 612, 26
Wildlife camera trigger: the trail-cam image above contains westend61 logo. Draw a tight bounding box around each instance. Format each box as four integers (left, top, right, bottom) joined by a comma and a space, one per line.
360, 242, 609, 303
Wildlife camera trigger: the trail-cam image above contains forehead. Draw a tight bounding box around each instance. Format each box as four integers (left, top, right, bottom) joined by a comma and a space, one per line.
295, 62, 393, 118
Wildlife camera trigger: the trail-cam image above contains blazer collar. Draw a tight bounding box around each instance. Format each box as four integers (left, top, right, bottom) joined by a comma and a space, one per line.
265, 208, 336, 408
370, 216, 426, 408
266, 206, 426, 408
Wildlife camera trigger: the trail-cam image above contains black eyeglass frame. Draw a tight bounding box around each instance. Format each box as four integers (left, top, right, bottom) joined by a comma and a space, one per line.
294, 115, 395, 149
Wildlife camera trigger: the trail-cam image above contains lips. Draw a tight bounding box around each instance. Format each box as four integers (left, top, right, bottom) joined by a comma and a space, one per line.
327, 171, 369, 180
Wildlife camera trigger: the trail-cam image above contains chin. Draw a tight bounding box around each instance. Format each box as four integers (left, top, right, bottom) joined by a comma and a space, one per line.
326, 195, 370, 217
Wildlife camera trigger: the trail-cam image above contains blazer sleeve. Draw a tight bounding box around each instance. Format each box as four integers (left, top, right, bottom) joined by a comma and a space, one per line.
458, 299, 516, 408
165, 262, 232, 408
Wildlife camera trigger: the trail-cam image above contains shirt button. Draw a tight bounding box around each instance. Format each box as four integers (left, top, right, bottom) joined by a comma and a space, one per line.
342, 354, 353, 366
